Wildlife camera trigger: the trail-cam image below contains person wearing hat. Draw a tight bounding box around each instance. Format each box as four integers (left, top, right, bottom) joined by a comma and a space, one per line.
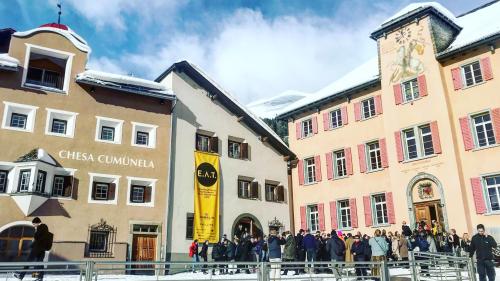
14, 217, 51, 281
351, 235, 368, 279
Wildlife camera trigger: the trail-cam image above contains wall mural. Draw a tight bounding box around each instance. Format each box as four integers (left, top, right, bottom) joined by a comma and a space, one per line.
388, 26, 427, 84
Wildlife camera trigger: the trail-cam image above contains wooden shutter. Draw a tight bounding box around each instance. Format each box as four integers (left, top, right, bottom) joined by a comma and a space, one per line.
354, 102, 361, 121
480, 57, 493, 81
471, 177, 486, 214
108, 183, 116, 200
277, 185, 285, 202
300, 206, 307, 230
298, 160, 304, 185
350, 198, 358, 228
325, 152, 333, 180
318, 203, 325, 231
210, 136, 219, 153
144, 186, 152, 203
430, 121, 442, 154
312, 116, 318, 134
451, 67, 462, 90
345, 147, 353, 175
386, 192, 396, 224
491, 108, 500, 144
323, 112, 330, 131
63, 176, 73, 198
251, 181, 259, 199
296, 122, 302, 140
394, 131, 404, 162
363, 196, 372, 227
375, 95, 383, 114
329, 201, 338, 230
241, 143, 249, 159
91, 182, 97, 200
418, 75, 428, 97
459, 117, 474, 151
357, 144, 367, 173
341, 106, 348, 125
379, 138, 389, 168
195, 134, 201, 151
393, 84, 402, 105
314, 155, 322, 182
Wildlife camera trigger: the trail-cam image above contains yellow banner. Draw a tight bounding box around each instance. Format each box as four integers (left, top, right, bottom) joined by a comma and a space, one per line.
193, 151, 220, 243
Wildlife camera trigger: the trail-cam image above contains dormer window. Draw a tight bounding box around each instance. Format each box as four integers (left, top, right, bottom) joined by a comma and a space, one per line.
22, 44, 74, 93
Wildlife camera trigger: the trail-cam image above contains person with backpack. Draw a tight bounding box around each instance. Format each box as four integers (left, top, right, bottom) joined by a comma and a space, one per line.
14, 217, 53, 281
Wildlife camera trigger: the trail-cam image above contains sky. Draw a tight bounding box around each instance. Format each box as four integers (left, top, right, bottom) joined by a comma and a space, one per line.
1, 0, 492, 104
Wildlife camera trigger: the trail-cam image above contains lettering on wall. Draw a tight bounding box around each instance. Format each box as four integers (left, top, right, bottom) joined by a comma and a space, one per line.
58, 150, 155, 168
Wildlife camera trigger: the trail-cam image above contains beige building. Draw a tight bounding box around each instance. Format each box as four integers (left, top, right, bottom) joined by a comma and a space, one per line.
0, 23, 174, 262
278, 2, 500, 238
156, 62, 294, 261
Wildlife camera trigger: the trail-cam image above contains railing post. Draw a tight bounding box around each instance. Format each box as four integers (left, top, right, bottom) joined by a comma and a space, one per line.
468, 257, 476, 281
84, 261, 93, 281
381, 259, 389, 281
410, 251, 418, 281
260, 261, 267, 281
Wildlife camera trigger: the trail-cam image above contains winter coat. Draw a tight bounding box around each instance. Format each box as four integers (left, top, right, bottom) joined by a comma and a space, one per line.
391, 237, 400, 260
240, 238, 253, 261
402, 225, 412, 237
303, 234, 316, 250
369, 237, 389, 257
268, 235, 285, 259
295, 234, 305, 259
469, 234, 497, 260
283, 234, 296, 260
460, 239, 471, 254
226, 241, 235, 260
31, 224, 50, 256
398, 236, 409, 258
427, 236, 437, 253
234, 243, 242, 261
326, 235, 346, 261
212, 242, 226, 261
351, 241, 367, 261
413, 236, 430, 252
189, 242, 199, 258
200, 244, 208, 259
345, 237, 354, 262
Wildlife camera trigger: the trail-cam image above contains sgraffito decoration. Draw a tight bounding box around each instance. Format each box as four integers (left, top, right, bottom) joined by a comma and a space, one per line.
389, 25, 427, 83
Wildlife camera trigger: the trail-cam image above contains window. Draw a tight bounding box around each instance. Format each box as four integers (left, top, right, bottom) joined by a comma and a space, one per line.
403, 129, 418, 159
367, 142, 382, 171
131, 122, 157, 148
373, 194, 388, 225
131, 186, 145, 203
304, 157, 316, 184
0, 171, 7, 193
186, 213, 194, 239
2, 102, 38, 132
334, 150, 347, 178
420, 125, 434, 156
302, 119, 313, 138
228, 141, 241, 159
45, 108, 78, 138
362, 98, 376, 119
94, 183, 109, 200
95, 117, 123, 144
126, 177, 155, 206
485, 175, 500, 211
52, 176, 65, 196
51, 175, 72, 198
88, 220, 116, 258
401, 78, 419, 102
89, 173, 119, 204
402, 124, 435, 160
462, 61, 483, 87
51, 119, 67, 134
17, 170, 31, 192
35, 170, 46, 193
330, 109, 343, 129
238, 179, 258, 199
196, 133, 218, 153
472, 113, 496, 148
307, 205, 319, 232
26, 67, 62, 89
265, 183, 284, 203
338, 200, 351, 229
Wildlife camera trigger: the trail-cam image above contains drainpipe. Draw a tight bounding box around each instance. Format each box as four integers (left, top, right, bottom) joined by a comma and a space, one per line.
287, 160, 295, 234
164, 95, 177, 262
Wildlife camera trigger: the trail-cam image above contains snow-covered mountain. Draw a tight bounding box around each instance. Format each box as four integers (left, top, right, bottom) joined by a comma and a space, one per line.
247, 90, 309, 119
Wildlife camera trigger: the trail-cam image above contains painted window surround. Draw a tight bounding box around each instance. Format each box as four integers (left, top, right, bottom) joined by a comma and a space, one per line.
1, 101, 38, 133
126, 176, 157, 207
88, 172, 120, 205
45, 108, 78, 138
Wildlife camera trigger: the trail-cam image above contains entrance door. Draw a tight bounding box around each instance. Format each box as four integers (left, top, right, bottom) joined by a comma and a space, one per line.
233, 217, 262, 239
414, 200, 442, 227
132, 234, 156, 262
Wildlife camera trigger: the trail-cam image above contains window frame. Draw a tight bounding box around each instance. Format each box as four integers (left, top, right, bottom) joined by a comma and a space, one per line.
186, 213, 194, 240
361, 97, 376, 120
131, 122, 157, 149
52, 176, 65, 197
471, 112, 496, 148
329, 108, 343, 129
333, 149, 347, 178
401, 77, 420, 103
45, 108, 78, 138
0, 170, 7, 193
484, 175, 500, 213
461, 60, 484, 88
1, 102, 38, 133
237, 179, 252, 199
228, 140, 242, 159
17, 169, 31, 193
307, 204, 319, 233
372, 193, 388, 226
196, 134, 211, 152
301, 119, 313, 138
35, 170, 47, 194
95, 116, 123, 144
126, 176, 156, 207
337, 199, 351, 230
366, 141, 382, 171
304, 157, 316, 184
10, 113, 28, 129
88, 173, 120, 205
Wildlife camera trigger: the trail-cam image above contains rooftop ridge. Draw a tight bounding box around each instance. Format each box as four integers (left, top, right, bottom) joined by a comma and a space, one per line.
457, 0, 499, 17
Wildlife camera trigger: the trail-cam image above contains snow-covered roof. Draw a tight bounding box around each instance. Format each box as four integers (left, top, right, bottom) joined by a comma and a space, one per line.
16, 148, 57, 166
277, 57, 380, 117
381, 2, 457, 27
76, 69, 175, 100
247, 90, 309, 119
13, 25, 91, 54
0, 53, 19, 71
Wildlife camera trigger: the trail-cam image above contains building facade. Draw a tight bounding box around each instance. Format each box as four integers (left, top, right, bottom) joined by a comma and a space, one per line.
0, 24, 174, 262
278, 2, 500, 238
156, 62, 294, 261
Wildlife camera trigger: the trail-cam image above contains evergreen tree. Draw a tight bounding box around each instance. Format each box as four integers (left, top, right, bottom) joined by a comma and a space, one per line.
263, 118, 289, 145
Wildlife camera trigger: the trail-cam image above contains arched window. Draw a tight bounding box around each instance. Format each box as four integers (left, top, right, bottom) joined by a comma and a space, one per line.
0, 225, 35, 262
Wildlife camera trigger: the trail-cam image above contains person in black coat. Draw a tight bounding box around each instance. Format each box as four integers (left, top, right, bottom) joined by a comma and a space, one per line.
351, 235, 368, 279
199, 240, 209, 274
469, 224, 497, 281
211, 240, 226, 275
14, 217, 50, 281
402, 221, 412, 237
294, 229, 306, 274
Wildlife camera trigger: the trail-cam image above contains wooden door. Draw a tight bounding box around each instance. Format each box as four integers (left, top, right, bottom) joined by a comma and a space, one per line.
415, 205, 431, 225
132, 235, 156, 262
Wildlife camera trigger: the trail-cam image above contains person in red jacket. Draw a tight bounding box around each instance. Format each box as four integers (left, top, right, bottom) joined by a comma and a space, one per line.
189, 240, 199, 273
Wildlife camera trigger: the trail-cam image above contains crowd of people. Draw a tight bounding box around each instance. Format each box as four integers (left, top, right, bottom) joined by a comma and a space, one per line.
189, 221, 498, 281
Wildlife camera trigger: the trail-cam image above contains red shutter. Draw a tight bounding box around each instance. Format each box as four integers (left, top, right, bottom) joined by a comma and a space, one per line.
418, 75, 428, 97
300, 206, 307, 230
318, 203, 325, 231
354, 102, 361, 121
481, 57, 493, 81
451, 67, 462, 90
341, 106, 348, 125
363, 196, 372, 227
394, 131, 404, 162
330, 201, 338, 230
357, 144, 366, 173
379, 138, 389, 168
314, 155, 322, 182
459, 117, 474, 151
323, 112, 330, 131
386, 192, 396, 224
296, 122, 302, 140
375, 95, 383, 114
298, 160, 304, 185
345, 147, 353, 175
312, 116, 318, 134
393, 84, 402, 105
430, 121, 442, 154
350, 198, 358, 228
326, 152, 333, 180
491, 108, 500, 144
471, 177, 486, 214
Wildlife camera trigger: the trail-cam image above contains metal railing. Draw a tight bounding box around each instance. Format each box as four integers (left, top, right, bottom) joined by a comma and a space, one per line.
0, 252, 477, 281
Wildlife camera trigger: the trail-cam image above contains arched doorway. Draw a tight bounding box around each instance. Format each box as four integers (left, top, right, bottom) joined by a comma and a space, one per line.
406, 173, 448, 230
231, 214, 263, 239
0, 222, 35, 262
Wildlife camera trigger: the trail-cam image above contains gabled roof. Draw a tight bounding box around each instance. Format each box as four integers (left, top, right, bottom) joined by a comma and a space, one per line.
156, 61, 295, 158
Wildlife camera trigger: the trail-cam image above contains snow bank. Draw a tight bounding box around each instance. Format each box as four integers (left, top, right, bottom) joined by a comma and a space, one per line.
0, 53, 19, 70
